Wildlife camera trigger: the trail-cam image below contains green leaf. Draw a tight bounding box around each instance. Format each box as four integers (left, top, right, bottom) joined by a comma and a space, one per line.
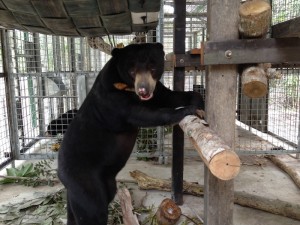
0, 178, 15, 184
19, 163, 35, 177
6, 168, 18, 177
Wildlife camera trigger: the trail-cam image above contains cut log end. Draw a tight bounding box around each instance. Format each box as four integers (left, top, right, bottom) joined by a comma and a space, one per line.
209, 150, 241, 181
243, 81, 268, 98
242, 66, 268, 98
155, 198, 182, 225
239, 0, 271, 17
238, 0, 271, 37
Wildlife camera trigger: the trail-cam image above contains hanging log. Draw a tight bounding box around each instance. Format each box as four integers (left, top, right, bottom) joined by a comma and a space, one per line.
241, 65, 268, 98
129, 170, 300, 221
266, 155, 300, 190
179, 115, 240, 180
238, 0, 271, 38
155, 198, 182, 225
117, 188, 140, 225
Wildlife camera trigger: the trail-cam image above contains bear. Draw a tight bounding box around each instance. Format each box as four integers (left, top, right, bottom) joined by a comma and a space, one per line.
57, 43, 205, 225
46, 109, 78, 136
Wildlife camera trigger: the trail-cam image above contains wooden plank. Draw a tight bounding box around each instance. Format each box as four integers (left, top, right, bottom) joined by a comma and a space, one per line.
272, 17, 300, 38
204, 0, 239, 224
203, 38, 300, 65
171, 0, 186, 205
174, 53, 201, 68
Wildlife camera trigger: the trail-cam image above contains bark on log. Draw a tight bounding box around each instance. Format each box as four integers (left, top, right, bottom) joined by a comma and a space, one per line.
242, 66, 268, 98
238, 0, 271, 38
117, 188, 140, 225
129, 170, 300, 221
179, 115, 240, 180
129, 170, 204, 196
155, 198, 182, 225
234, 191, 300, 221
266, 155, 300, 190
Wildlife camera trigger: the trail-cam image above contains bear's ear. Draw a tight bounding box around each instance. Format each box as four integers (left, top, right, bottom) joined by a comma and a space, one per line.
155, 42, 163, 50
111, 48, 121, 57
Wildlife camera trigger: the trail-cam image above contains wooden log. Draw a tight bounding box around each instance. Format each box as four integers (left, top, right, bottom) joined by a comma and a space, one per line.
129, 170, 204, 196
179, 115, 240, 180
234, 190, 300, 221
117, 188, 140, 225
241, 65, 268, 98
155, 198, 182, 225
238, 0, 271, 38
266, 155, 300, 190
129, 170, 300, 221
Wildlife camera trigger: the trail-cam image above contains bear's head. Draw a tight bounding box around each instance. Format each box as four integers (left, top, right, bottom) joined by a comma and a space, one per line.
112, 43, 165, 101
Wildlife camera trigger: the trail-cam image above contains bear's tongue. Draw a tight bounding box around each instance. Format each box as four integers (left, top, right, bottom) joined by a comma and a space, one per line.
139, 93, 153, 101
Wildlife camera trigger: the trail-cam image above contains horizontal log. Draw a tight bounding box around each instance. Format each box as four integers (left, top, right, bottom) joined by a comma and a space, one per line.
179, 115, 240, 180
266, 155, 300, 190
202, 38, 300, 65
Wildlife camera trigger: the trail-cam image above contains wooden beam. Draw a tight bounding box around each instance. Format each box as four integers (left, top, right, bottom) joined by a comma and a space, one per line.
202, 37, 300, 65
174, 53, 201, 68
205, 0, 239, 224
272, 17, 300, 38
171, 0, 186, 206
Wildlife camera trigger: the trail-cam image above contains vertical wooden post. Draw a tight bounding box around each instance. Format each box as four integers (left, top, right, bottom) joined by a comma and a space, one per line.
172, 0, 186, 205
204, 0, 240, 224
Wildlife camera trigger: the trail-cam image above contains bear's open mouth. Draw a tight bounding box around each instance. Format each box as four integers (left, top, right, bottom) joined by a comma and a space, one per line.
139, 93, 153, 101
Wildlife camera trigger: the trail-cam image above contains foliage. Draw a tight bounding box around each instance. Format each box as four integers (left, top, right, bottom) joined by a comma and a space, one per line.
0, 160, 57, 187
0, 163, 36, 184
0, 189, 67, 225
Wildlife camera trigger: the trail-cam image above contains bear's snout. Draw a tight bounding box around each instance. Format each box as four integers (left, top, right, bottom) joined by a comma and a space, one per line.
134, 72, 156, 101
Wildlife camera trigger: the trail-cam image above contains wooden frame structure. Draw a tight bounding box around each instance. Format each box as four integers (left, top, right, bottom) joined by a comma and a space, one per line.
171, 0, 300, 224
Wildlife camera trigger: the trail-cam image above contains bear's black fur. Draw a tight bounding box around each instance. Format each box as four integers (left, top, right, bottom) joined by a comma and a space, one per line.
58, 43, 204, 225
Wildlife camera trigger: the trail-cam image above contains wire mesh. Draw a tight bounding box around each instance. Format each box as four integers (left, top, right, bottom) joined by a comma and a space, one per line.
0, 0, 299, 167
236, 67, 300, 154
0, 77, 11, 167
2, 30, 109, 160
272, 0, 300, 24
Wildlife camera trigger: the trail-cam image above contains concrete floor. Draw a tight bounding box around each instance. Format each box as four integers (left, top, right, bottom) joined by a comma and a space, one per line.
116, 154, 300, 225
0, 154, 300, 225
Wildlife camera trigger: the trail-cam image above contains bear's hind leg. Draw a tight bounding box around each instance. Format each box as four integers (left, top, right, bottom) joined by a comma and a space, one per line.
66, 196, 76, 225
66, 182, 110, 225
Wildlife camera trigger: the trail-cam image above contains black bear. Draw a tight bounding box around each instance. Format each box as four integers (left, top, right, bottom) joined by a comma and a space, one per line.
58, 43, 204, 225
46, 109, 78, 136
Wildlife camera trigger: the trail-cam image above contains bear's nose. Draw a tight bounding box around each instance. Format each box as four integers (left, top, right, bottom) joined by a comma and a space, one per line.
138, 87, 147, 96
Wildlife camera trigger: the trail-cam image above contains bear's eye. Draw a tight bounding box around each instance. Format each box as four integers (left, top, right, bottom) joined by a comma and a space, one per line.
151, 68, 156, 74
129, 69, 135, 77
